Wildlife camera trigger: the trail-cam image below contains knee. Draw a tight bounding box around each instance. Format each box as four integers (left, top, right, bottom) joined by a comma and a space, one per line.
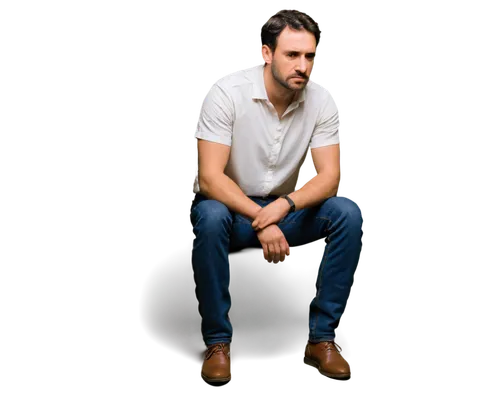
191, 200, 233, 232
324, 196, 363, 229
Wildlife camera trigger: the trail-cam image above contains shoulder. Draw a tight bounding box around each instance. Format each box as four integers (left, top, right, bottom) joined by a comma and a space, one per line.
211, 65, 259, 99
305, 79, 335, 105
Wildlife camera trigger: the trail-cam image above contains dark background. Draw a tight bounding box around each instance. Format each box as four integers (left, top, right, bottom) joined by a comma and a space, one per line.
50, 2, 369, 386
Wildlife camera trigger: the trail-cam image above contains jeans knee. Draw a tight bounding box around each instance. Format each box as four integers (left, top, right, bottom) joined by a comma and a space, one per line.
191, 200, 233, 232
325, 196, 363, 229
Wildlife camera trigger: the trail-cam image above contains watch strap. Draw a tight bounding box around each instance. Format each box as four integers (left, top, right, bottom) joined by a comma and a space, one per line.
280, 194, 296, 213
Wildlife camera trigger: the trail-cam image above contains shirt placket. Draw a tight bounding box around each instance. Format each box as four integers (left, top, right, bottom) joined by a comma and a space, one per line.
263, 118, 284, 195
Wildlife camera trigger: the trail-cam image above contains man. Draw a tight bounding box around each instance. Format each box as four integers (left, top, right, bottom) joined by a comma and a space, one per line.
190, 10, 363, 385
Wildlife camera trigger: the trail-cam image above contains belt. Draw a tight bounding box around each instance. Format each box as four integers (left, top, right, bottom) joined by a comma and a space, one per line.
254, 194, 279, 200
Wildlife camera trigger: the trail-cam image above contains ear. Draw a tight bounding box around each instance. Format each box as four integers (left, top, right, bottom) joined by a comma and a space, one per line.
261, 45, 273, 65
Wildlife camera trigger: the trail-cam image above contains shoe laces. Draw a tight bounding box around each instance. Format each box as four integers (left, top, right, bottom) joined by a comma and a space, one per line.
205, 343, 228, 360
325, 341, 349, 360
325, 342, 337, 351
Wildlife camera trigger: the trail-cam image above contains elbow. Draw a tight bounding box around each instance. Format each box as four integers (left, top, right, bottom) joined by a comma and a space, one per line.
198, 172, 220, 195
332, 177, 340, 197
198, 174, 209, 195
327, 172, 340, 198
329, 184, 339, 198
331, 187, 339, 197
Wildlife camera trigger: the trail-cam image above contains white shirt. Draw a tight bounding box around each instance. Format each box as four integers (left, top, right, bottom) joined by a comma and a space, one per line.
192, 64, 340, 197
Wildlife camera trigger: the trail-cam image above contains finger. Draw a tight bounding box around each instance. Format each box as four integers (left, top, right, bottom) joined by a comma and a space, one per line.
268, 243, 275, 263
280, 236, 288, 262
274, 243, 281, 264
263, 244, 268, 261
260, 216, 268, 227
252, 218, 260, 229
280, 239, 287, 262
284, 239, 292, 260
261, 223, 270, 231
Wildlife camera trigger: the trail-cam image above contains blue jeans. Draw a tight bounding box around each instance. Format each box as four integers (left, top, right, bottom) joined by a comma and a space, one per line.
190, 193, 363, 346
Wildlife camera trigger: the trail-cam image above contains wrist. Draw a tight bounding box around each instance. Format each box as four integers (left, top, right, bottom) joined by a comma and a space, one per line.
280, 194, 296, 214
278, 197, 290, 212
252, 204, 263, 219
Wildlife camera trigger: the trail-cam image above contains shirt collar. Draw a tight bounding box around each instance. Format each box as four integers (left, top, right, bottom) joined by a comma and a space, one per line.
251, 64, 268, 100
252, 64, 306, 104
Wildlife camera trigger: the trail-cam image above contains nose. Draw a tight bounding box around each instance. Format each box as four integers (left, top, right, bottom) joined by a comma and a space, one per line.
296, 57, 308, 75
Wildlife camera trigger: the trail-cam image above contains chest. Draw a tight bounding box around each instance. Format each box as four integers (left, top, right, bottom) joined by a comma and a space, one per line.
232, 100, 315, 154
274, 105, 287, 120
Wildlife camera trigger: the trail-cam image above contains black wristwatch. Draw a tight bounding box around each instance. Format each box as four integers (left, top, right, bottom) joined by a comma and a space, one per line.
280, 194, 296, 213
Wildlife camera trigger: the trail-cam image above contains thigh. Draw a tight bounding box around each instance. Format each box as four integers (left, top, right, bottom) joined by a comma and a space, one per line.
228, 196, 276, 252
190, 194, 264, 248
278, 196, 356, 247
190, 193, 234, 234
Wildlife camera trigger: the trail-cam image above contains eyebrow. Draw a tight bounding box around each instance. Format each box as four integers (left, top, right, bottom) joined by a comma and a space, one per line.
286, 50, 316, 56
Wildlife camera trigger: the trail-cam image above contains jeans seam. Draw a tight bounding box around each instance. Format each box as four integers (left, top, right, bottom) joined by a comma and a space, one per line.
311, 215, 333, 339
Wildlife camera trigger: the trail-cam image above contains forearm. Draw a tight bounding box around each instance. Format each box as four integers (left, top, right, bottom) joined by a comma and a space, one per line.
199, 173, 262, 220
288, 173, 339, 211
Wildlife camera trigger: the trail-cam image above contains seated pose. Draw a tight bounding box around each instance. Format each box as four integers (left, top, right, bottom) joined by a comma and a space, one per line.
189, 9, 363, 386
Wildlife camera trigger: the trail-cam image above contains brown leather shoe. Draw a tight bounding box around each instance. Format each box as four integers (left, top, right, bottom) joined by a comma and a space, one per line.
304, 341, 351, 380
201, 343, 231, 385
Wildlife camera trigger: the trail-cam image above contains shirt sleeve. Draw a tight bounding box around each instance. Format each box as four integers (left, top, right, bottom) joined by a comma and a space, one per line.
194, 83, 234, 147
309, 89, 340, 148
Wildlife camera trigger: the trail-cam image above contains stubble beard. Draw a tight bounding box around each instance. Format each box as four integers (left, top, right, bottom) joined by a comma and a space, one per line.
271, 64, 308, 93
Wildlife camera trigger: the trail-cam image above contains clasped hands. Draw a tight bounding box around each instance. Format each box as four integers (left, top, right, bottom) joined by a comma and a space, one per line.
251, 198, 291, 264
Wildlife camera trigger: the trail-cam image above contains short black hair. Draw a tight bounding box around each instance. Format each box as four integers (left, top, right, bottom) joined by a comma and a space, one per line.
261, 9, 321, 53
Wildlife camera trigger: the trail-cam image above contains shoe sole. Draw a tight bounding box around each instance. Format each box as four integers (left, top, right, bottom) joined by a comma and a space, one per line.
304, 357, 351, 380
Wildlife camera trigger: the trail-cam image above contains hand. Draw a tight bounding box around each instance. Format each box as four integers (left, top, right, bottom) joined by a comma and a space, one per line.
251, 197, 290, 232
256, 224, 290, 263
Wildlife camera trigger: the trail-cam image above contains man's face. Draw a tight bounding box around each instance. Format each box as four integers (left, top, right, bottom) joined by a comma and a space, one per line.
269, 26, 316, 92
